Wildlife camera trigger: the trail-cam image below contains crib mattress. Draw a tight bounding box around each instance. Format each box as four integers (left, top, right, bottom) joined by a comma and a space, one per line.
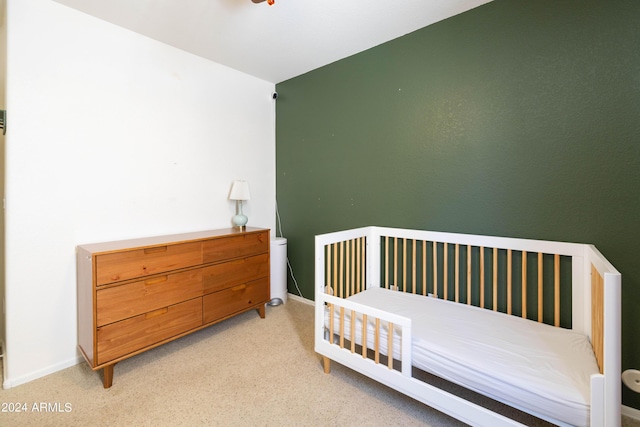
337, 287, 600, 427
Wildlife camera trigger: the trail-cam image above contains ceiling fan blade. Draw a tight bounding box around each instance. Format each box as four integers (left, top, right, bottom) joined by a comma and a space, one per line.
251, 0, 274, 4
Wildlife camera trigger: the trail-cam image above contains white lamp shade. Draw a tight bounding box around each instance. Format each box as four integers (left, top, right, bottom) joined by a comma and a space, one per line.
229, 180, 251, 201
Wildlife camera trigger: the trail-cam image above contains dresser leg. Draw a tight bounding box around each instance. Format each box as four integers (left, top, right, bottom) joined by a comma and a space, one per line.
257, 305, 266, 318
103, 364, 115, 388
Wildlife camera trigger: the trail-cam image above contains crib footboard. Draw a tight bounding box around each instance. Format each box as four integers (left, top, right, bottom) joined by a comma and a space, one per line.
315, 292, 412, 376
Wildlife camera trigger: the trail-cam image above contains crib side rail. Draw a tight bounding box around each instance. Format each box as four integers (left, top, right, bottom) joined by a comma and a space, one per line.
314, 291, 528, 427
315, 293, 412, 377
369, 226, 587, 329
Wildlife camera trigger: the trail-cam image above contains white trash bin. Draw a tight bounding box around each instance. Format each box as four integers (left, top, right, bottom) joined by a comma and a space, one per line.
269, 237, 287, 306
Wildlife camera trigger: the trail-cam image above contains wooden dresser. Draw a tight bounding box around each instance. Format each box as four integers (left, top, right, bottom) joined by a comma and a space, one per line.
76, 227, 270, 388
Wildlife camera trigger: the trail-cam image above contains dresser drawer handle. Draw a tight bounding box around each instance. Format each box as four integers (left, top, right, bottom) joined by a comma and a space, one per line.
145, 276, 168, 286
145, 307, 169, 319
231, 284, 247, 292
144, 246, 168, 255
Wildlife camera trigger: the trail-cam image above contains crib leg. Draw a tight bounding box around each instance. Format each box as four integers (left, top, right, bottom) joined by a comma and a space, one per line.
323, 356, 331, 374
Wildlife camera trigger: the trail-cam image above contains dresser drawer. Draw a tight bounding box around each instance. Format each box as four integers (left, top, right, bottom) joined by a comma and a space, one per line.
95, 241, 202, 286
96, 298, 202, 365
202, 232, 268, 264
96, 269, 203, 327
203, 253, 269, 294
203, 277, 269, 324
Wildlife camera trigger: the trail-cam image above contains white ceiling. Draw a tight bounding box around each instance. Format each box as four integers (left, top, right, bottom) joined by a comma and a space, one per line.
53, 0, 492, 84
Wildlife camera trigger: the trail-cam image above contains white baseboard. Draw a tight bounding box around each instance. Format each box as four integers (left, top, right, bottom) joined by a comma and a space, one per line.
623, 405, 640, 422
287, 292, 314, 306
2, 355, 83, 390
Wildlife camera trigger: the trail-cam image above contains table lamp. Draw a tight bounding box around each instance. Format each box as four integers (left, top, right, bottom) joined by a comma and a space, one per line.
229, 180, 250, 228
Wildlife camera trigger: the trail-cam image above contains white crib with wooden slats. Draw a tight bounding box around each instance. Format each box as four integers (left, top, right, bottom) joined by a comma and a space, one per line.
315, 226, 621, 427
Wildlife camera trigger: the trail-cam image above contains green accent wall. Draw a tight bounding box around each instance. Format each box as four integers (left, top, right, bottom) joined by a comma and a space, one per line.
276, 0, 640, 409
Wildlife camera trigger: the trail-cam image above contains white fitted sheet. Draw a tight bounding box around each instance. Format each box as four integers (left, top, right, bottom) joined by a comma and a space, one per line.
327, 287, 599, 427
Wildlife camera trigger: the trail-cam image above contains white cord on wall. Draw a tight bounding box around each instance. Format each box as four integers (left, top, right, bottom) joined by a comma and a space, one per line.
275, 200, 304, 299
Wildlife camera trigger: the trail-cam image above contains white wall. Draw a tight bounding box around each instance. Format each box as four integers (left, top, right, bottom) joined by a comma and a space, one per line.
3, 0, 276, 387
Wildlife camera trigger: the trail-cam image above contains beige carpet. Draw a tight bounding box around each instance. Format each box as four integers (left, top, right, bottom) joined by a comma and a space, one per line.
0, 299, 633, 426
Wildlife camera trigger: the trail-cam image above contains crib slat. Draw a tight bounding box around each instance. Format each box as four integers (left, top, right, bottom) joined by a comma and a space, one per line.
331, 244, 335, 295
507, 249, 512, 315
374, 318, 380, 364
467, 244, 472, 305
388, 322, 394, 370
358, 237, 364, 294
433, 242, 438, 298
346, 240, 350, 298
326, 245, 332, 295
480, 247, 485, 308
348, 240, 352, 296
554, 254, 560, 327
493, 247, 498, 311
356, 237, 364, 292
351, 239, 355, 297
332, 243, 337, 298
538, 252, 543, 322
522, 251, 527, 319
355, 238, 360, 294
394, 237, 398, 291
422, 241, 427, 296
412, 240, 417, 294
336, 242, 340, 298
339, 306, 345, 348
361, 237, 365, 294
402, 238, 407, 292
391, 237, 398, 290
350, 309, 356, 353
339, 242, 344, 298
352, 239, 356, 296
384, 236, 389, 290
329, 303, 335, 346
362, 313, 368, 358
444, 242, 448, 300
455, 244, 460, 303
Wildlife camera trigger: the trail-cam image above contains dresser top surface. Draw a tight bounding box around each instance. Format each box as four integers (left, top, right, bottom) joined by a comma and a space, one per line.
77, 227, 269, 254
